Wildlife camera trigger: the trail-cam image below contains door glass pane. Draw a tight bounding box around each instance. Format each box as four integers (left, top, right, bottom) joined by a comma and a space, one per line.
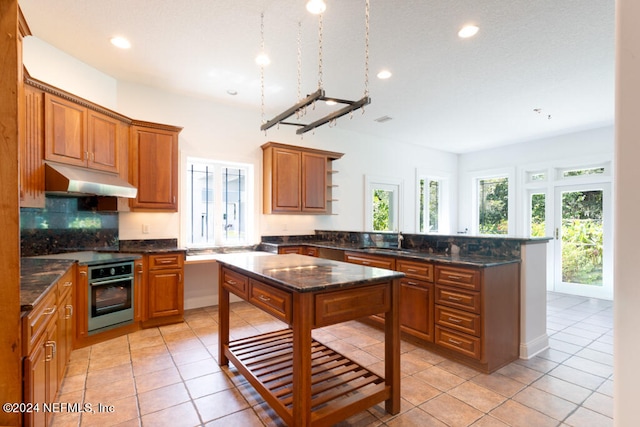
222, 167, 246, 244
561, 190, 603, 286
187, 163, 214, 245
530, 193, 546, 237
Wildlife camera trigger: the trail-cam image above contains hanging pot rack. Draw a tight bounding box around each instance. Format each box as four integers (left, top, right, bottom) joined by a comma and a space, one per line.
259, 0, 371, 135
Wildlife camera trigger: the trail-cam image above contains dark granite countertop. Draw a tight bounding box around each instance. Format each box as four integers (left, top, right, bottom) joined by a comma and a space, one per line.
118, 239, 186, 254
216, 253, 405, 293
32, 251, 142, 265
260, 241, 520, 268
20, 258, 75, 312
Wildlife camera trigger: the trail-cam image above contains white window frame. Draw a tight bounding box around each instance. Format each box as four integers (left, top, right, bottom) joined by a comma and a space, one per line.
415, 169, 451, 234
364, 175, 404, 232
183, 157, 254, 248
470, 167, 516, 235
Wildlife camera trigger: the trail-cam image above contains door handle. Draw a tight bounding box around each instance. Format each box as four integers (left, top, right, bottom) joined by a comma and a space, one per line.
555, 228, 559, 240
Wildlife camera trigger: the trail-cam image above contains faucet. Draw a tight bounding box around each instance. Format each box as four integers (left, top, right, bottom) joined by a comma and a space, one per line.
397, 232, 404, 249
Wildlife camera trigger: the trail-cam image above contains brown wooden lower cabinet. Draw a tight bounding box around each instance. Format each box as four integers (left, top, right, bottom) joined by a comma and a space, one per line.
22, 265, 75, 427
143, 252, 185, 326
343, 251, 520, 373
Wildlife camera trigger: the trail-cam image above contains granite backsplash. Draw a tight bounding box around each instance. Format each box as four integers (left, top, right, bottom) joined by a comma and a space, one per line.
21, 196, 118, 256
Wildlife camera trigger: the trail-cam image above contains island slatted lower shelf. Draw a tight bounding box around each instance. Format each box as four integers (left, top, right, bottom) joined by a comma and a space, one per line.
226, 329, 390, 425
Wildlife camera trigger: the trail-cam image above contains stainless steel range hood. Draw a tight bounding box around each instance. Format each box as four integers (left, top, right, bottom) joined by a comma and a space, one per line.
45, 162, 138, 198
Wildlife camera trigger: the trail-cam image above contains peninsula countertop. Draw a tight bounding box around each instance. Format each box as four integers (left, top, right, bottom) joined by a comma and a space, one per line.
215, 252, 405, 293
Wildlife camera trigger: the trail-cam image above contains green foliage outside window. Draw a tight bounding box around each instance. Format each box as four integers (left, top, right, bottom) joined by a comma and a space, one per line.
373, 189, 391, 231
478, 177, 508, 235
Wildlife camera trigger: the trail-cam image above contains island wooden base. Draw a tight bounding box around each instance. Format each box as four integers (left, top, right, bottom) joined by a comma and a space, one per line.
225, 329, 390, 426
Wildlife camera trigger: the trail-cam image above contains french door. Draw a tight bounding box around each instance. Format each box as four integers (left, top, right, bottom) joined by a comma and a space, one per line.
553, 183, 613, 299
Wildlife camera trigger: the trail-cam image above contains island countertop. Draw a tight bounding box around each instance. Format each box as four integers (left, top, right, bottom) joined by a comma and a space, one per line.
215, 252, 405, 293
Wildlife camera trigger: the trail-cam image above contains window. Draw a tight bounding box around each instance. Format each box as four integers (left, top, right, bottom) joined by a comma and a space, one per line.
477, 176, 509, 235
186, 158, 253, 247
419, 177, 441, 233
365, 176, 402, 232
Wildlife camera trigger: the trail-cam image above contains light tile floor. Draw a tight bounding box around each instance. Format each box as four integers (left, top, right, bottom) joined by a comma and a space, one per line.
51, 292, 613, 427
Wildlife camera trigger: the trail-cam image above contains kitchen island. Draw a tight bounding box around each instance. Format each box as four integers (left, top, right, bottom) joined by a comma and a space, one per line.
216, 253, 405, 426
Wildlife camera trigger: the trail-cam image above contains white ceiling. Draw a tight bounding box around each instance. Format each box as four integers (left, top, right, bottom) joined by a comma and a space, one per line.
18, 0, 615, 153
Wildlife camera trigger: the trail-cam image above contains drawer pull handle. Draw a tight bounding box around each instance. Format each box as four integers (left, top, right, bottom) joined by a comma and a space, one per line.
407, 268, 417, 273
447, 296, 462, 301
447, 317, 462, 323
64, 281, 73, 287
79, 271, 87, 276
258, 294, 271, 302
45, 341, 57, 361
65, 304, 73, 319
362, 261, 370, 265
447, 275, 463, 280
228, 280, 237, 285
43, 307, 56, 316
159, 259, 174, 264
448, 338, 462, 346
407, 281, 418, 286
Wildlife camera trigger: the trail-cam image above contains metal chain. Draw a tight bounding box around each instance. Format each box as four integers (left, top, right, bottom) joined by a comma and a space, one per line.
260, 12, 266, 126
318, 12, 323, 89
297, 21, 302, 102
364, 0, 370, 98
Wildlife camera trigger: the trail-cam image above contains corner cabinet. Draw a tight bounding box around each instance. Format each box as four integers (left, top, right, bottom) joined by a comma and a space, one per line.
129, 122, 182, 212
262, 142, 343, 214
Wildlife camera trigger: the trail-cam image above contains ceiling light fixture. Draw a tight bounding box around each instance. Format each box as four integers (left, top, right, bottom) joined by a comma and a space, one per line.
377, 70, 392, 79
306, 0, 327, 15
110, 36, 131, 49
260, 0, 372, 135
458, 24, 479, 38
227, 90, 238, 96
255, 52, 270, 66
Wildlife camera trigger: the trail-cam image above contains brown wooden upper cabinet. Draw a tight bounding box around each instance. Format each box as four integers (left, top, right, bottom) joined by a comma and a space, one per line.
262, 142, 343, 214
129, 122, 182, 212
44, 93, 121, 173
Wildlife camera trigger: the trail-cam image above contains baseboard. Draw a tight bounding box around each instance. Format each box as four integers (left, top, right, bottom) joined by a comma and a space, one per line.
519, 333, 550, 359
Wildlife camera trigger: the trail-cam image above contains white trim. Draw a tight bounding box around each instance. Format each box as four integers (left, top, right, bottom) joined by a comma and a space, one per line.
364, 175, 404, 232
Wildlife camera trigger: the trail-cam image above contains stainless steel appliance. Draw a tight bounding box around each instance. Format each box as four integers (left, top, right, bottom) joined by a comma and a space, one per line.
88, 260, 134, 334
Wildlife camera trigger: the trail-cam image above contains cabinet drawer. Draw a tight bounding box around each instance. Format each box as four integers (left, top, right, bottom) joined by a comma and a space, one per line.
249, 280, 292, 324
396, 260, 433, 282
56, 268, 74, 299
435, 265, 480, 291
149, 253, 183, 270
314, 284, 390, 327
221, 268, 249, 299
400, 277, 431, 289
435, 305, 481, 337
435, 326, 481, 359
23, 288, 57, 356
302, 246, 319, 257
344, 252, 395, 270
435, 285, 480, 314
278, 246, 301, 254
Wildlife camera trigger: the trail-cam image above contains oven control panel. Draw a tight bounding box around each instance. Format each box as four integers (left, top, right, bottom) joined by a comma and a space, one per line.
89, 261, 134, 281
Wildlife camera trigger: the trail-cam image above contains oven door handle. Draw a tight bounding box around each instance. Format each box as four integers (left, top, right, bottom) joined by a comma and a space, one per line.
90, 277, 132, 286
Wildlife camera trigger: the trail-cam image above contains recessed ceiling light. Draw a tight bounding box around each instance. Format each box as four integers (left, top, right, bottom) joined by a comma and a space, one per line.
255, 52, 271, 66
110, 36, 131, 49
306, 0, 327, 15
374, 115, 393, 123
227, 90, 238, 96
377, 70, 392, 79
458, 25, 479, 39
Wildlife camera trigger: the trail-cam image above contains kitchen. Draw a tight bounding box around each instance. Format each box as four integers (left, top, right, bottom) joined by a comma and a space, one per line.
1, 0, 638, 426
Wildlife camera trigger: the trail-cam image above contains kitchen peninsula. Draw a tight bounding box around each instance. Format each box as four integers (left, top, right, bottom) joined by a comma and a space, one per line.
216, 253, 404, 426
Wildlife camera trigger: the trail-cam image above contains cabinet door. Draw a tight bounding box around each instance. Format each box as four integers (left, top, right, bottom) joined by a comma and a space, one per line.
44, 317, 58, 407
301, 152, 327, 212
87, 110, 119, 173
130, 126, 179, 211
44, 93, 87, 167
20, 84, 45, 208
57, 290, 73, 385
148, 269, 184, 318
23, 334, 47, 427
272, 147, 301, 212
400, 280, 433, 342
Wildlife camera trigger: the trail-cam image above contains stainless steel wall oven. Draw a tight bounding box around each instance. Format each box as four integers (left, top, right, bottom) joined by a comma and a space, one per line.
88, 261, 134, 334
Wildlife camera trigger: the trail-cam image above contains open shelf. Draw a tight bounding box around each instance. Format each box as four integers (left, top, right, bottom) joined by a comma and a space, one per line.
225, 329, 390, 426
